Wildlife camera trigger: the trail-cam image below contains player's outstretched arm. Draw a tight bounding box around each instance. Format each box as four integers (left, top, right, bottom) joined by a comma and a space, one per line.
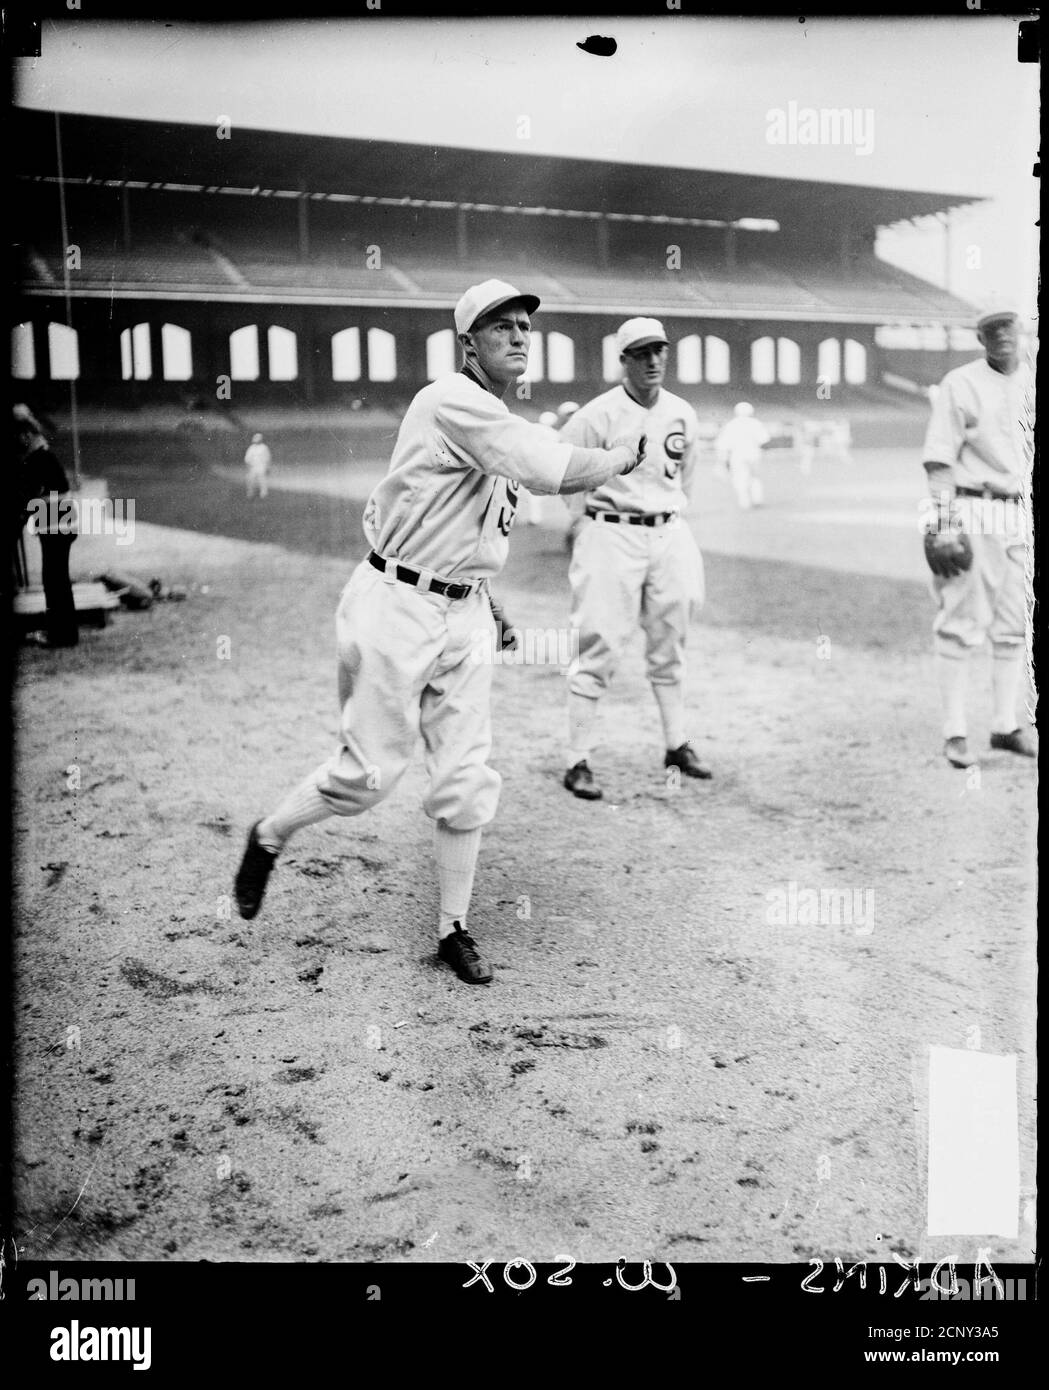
558, 435, 647, 495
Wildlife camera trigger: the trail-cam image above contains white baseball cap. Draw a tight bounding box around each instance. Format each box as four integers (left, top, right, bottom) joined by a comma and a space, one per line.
976, 307, 1020, 332
538, 411, 559, 428
616, 317, 669, 355
251, 432, 263, 442
557, 401, 580, 415
734, 402, 754, 416
454, 278, 540, 335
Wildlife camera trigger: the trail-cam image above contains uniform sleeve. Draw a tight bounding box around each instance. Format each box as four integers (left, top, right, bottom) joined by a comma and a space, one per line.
435, 389, 573, 496
557, 405, 613, 509
558, 408, 603, 450
922, 373, 967, 469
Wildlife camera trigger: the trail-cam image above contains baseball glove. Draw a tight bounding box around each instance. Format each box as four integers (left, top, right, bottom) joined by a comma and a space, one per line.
489, 595, 518, 652
923, 510, 973, 578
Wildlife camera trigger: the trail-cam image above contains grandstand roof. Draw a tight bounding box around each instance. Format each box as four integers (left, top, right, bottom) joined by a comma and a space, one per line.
15, 109, 980, 230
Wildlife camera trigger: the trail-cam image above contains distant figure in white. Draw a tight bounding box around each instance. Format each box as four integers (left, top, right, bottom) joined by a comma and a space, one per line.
244, 432, 272, 500
716, 402, 770, 509
794, 420, 817, 477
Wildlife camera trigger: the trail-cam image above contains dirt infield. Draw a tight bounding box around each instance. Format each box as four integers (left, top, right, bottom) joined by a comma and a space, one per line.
11, 445, 1036, 1266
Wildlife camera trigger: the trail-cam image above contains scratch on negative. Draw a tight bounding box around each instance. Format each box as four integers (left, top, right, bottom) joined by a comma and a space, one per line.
45, 1144, 106, 1242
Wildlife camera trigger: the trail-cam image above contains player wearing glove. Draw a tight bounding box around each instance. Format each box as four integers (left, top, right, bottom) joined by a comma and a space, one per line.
234, 279, 644, 985
922, 502, 974, 578
921, 307, 1035, 769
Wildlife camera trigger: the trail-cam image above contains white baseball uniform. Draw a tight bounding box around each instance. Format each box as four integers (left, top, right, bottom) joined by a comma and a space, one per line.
244, 440, 272, 499
313, 367, 574, 831
560, 384, 705, 702
715, 414, 770, 508
922, 356, 1033, 656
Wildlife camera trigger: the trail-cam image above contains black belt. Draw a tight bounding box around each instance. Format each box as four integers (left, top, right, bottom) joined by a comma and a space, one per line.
956, 486, 1021, 502
368, 550, 476, 600
586, 508, 676, 527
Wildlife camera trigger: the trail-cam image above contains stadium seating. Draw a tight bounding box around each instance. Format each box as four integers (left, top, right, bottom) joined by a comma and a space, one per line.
17, 211, 973, 327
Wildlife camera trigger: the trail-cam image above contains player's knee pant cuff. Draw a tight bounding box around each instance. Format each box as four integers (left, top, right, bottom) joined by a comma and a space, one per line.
568, 671, 609, 700
423, 769, 501, 829
933, 632, 978, 660
316, 785, 387, 816
316, 757, 406, 813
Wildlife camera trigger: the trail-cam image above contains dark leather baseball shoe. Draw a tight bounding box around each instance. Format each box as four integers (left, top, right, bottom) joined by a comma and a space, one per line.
664, 742, 713, 779
990, 728, 1036, 757
944, 736, 977, 768
564, 759, 603, 800
437, 925, 492, 984
234, 821, 278, 919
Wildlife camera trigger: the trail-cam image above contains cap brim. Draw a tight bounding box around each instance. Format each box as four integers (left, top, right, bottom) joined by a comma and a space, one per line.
622, 335, 669, 352
469, 292, 541, 330
977, 311, 1019, 329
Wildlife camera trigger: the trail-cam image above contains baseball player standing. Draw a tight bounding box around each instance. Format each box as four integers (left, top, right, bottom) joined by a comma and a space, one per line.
715, 402, 770, 509
558, 318, 709, 800
921, 307, 1036, 768
244, 432, 272, 500
234, 279, 646, 982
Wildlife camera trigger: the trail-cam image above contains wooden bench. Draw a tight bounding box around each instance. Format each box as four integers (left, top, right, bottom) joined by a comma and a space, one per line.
13, 583, 121, 631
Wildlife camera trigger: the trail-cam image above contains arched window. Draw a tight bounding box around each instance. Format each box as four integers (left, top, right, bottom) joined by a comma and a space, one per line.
704, 336, 730, 384
818, 338, 842, 385
546, 331, 575, 383
776, 337, 800, 385
268, 325, 298, 381
367, 327, 397, 382
602, 334, 621, 382
230, 325, 260, 381
676, 334, 702, 384
521, 330, 544, 383
750, 336, 775, 385
161, 323, 193, 381
844, 339, 867, 384
46, 322, 80, 381
119, 323, 151, 381
426, 328, 456, 380
12, 322, 35, 379
332, 327, 361, 381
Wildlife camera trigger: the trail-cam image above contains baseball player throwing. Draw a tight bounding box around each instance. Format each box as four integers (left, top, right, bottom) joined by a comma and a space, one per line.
559, 317, 709, 799
921, 308, 1035, 768
234, 279, 646, 982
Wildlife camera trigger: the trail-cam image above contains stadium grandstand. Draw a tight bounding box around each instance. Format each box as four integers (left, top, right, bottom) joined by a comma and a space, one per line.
13, 109, 984, 449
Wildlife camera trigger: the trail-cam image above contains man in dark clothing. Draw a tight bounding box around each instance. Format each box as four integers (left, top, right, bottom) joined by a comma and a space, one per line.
14, 411, 79, 648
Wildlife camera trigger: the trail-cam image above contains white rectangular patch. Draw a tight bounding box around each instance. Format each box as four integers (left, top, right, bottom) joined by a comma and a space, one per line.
927, 1045, 1019, 1236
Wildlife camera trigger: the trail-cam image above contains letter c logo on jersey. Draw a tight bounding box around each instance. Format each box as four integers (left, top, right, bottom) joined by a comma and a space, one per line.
663, 421, 688, 479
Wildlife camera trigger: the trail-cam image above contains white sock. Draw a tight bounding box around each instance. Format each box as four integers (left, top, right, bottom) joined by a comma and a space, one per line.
653, 683, 687, 750
935, 651, 969, 741
990, 646, 1025, 734
434, 822, 483, 938
567, 692, 600, 768
257, 768, 333, 851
